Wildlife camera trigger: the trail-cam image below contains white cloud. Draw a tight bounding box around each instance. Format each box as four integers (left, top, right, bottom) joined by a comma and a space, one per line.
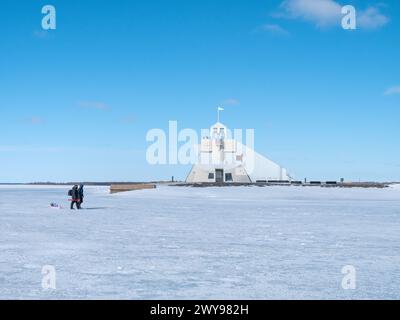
280, 0, 342, 27
33, 30, 52, 39
278, 0, 389, 29
121, 115, 135, 124
29, 116, 44, 125
258, 24, 290, 36
223, 98, 240, 106
384, 86, 400, 96
358, 7, 389, 29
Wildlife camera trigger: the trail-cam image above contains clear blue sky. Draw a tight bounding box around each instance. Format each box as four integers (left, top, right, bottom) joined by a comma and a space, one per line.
1, 0, 399, 182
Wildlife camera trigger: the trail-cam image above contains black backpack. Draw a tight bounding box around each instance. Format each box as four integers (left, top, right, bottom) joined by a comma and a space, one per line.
68, 189, 73, 196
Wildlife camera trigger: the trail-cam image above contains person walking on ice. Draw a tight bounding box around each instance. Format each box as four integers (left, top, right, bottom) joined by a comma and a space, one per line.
69, 185, 81, 210
78, 184, 84, 208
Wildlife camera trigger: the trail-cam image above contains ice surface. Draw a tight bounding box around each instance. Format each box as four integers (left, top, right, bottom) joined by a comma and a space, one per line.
0, 185, 399, 299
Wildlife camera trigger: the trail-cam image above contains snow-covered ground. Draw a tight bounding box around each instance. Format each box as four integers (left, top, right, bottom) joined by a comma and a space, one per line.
0, 184, 399, 299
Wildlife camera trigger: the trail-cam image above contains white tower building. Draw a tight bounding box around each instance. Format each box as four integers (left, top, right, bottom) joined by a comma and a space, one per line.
186, 121, 291, 183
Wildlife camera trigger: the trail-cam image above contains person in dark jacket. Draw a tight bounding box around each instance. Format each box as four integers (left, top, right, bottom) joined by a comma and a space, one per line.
70, 185, 80, 210
78, 185, 84, 208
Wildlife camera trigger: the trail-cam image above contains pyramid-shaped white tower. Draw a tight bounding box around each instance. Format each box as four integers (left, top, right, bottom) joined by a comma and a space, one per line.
186, 122, 291, 183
